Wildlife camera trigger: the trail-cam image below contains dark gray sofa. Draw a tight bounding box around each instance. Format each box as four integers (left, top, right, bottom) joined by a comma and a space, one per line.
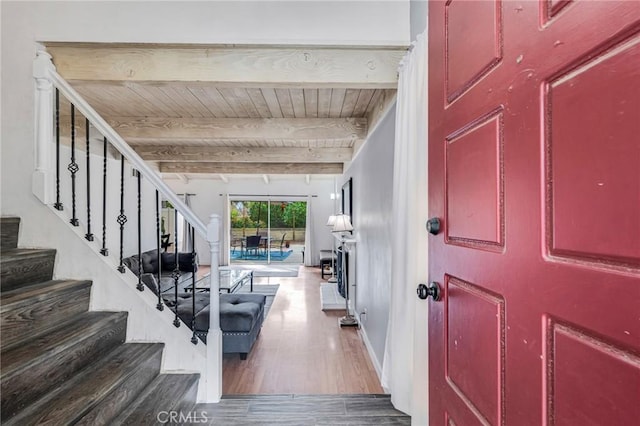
128, 257, 266, 360
123, 249, 196, 294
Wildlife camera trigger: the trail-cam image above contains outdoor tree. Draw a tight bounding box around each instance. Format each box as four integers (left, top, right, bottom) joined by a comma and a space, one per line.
230, 201, 253, 238
282, 202, 307, 241
269, 203, 286, 228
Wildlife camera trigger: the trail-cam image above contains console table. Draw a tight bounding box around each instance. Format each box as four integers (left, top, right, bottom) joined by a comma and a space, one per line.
319, 249, 337, 279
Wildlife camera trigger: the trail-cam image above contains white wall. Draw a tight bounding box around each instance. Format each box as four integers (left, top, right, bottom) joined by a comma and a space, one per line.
342, 105, 396, 371
410, 1, 427, 41
164, 176, 336, 265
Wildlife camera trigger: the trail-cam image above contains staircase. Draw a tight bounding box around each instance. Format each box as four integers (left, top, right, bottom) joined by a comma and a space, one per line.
0, 217, 199, 425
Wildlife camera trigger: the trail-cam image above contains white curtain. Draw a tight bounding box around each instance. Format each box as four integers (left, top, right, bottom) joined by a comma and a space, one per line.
381, 31, 428, 416
221, 193, 230, 266
304, 195, 315, 266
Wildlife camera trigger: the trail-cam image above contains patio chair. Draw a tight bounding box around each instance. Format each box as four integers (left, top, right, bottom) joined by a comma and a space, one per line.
244, 235, 262, 257
271, 233, 287, 254
160, 234, 173, 252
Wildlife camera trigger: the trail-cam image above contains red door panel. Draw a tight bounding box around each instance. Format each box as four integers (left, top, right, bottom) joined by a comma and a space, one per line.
428, 1, 640, 425
548, 38, 640, 266
446, 110, 503, 247
445, 276, 505, 425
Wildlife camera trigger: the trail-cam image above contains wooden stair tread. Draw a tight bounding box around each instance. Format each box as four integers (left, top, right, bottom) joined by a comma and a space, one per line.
0, 217, 20, 250
1, 279, 93, 349
1, 311, 128, 419
0, 247, 55, 256
0, 279, 92, 305
115, 373, 200, 425
0, 248, 56, 292
1, 311, 127, 374
5, 342, 164, 425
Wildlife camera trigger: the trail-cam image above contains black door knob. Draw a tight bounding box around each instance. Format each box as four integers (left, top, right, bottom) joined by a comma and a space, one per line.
417, 282, 441, 301
426, 218, 441, 235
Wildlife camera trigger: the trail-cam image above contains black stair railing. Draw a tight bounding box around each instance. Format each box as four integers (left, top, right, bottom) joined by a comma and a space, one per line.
172, 212, 181, 328
136, 170, 143, 292
42, 62, 226, 400
84, 118, 94, 241
116, 154, 127, 273
68, 105, 79, 226
155, 190, 164, 311
50, 89, 206, 349
190, 226, 198, 345
100, 137, 109, 256
53, 88, 63, 211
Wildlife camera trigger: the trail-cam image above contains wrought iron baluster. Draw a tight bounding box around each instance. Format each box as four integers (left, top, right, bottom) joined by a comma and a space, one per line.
116, 155, 127, 273
53, 89, 63, 211
68, 104, 79, 226
173, 211, 180, 327
190, 226, 198, 344
100, 137, 109, 256
136, 170, 143, 291
84, 118, 94, 241
156, 190, 164, 311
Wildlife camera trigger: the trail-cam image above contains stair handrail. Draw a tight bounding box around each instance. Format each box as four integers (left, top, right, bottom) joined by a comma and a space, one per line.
33, 51, 222, 402
36, 54, 206, 237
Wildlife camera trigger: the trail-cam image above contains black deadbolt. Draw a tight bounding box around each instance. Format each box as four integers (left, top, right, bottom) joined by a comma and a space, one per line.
426, 217, 441, 235
417, 282, 441, 301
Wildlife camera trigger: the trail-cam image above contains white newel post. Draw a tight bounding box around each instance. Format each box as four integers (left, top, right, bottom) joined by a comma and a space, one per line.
206, 214, 222, 402
32, 51, 56, 205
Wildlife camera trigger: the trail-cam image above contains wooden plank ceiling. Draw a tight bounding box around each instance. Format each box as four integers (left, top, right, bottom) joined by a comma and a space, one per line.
46, 43, 404, 178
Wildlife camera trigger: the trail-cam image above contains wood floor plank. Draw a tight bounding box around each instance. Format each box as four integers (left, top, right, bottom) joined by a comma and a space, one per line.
6, 343, 163, 425
0, 248, 56, 291
1, 312, 127, 415
345, 398, 406, 416
195, 395, 410, 425
0, 217, 19, 250
316, 416, 412, 425
222, 267, 383, 395
115, 373, 200, 425
1, 280, 92, 349
247, 399, 346, 415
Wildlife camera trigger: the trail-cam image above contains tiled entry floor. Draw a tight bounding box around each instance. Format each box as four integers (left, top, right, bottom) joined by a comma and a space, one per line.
193, 394, 411, 425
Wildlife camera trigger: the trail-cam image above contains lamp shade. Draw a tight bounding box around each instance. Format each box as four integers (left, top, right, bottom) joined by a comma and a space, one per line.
332, 214, 353, 233
326, 214, 337, 227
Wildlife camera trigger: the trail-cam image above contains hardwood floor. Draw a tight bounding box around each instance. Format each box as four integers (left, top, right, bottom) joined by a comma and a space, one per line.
222, 266, 383, 395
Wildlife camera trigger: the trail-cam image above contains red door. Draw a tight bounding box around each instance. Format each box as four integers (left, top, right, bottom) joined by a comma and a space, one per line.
428, 1, 640, 424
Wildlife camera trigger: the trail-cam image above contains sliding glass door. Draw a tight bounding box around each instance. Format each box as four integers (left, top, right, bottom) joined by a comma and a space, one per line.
229, 199, 306, 265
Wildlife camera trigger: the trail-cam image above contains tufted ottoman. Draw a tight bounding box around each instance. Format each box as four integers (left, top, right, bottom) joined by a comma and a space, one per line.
194, 293, 266, 360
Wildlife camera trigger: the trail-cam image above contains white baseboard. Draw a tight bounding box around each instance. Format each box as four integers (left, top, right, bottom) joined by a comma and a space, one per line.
358, 324, 384, 387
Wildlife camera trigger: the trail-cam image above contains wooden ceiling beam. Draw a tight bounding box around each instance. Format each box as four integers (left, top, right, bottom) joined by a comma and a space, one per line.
46, 44, 406, 89
58, 118, 365, 142
132, 146, 352, 163
159, 162, 343, 175
96, 117, 366, 141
